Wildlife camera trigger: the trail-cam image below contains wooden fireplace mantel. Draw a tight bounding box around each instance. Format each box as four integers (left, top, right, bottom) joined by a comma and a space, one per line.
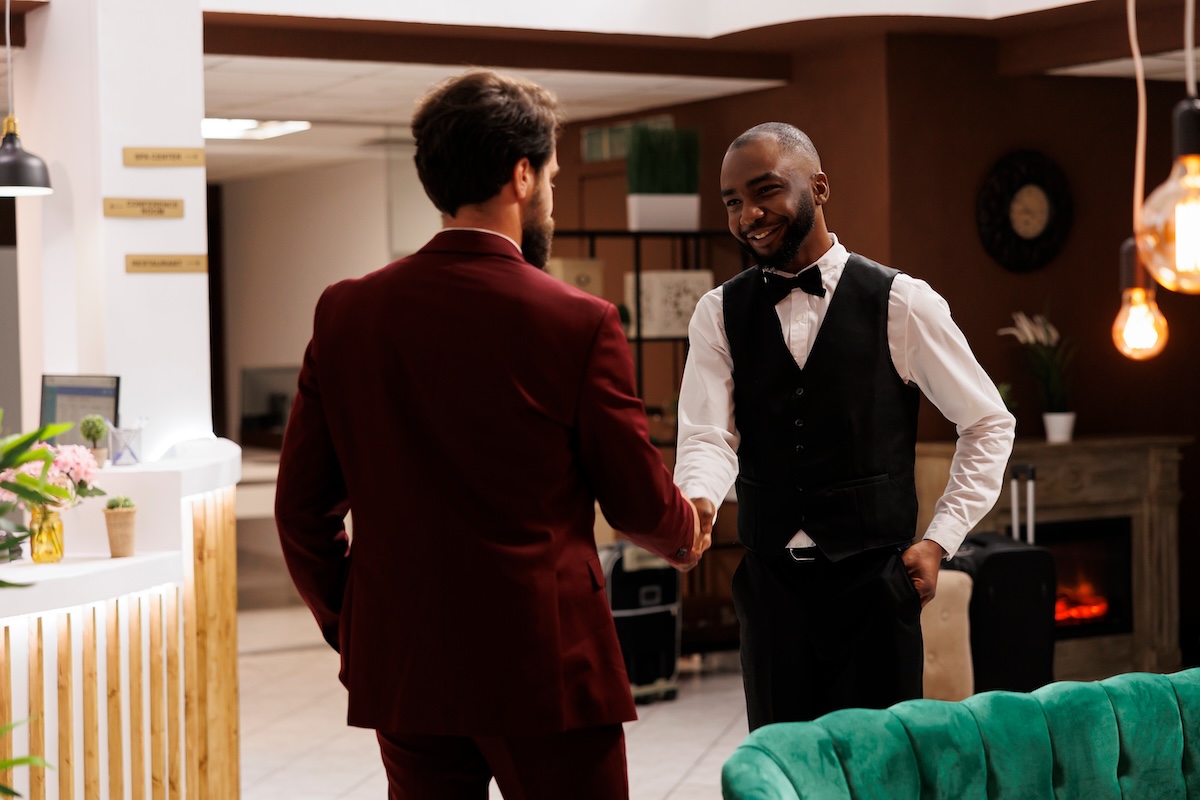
916, 435, 1191, 681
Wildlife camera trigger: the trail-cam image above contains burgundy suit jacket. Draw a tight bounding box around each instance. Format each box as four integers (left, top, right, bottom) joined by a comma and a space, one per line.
275, 229, 695, 736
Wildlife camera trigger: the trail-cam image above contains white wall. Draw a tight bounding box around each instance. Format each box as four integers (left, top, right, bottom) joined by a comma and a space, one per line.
18, 0, 211, 458
0, 248, 19, 434
221, 156, 441, 436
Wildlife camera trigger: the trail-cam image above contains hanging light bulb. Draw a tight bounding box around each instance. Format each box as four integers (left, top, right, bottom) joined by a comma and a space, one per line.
1136, 97, 1200, 293
1113, 238, 1168, 359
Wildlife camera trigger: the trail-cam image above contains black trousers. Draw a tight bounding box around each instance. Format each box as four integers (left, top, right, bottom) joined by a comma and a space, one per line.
732, 546, 924, 730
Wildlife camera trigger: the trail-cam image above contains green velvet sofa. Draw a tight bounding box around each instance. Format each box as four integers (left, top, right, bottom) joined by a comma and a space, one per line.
722, 668, 1200, 799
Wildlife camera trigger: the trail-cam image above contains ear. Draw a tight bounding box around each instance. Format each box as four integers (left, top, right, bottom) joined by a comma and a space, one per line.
512, 157, 536, 202
812, 171, 830, 206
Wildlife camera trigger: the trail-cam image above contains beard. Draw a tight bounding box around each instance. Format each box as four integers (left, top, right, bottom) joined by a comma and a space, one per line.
522, 186, 554, 269
738, 193, 816, 272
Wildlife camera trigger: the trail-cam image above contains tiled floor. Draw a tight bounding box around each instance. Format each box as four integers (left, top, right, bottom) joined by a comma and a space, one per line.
237, 608, 748, 800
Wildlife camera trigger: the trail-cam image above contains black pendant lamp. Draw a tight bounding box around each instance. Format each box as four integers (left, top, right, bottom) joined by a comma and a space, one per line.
0, 0, 50, 196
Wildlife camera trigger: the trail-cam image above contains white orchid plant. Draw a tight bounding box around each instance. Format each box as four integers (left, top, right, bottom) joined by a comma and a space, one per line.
997, 311, 1076, 413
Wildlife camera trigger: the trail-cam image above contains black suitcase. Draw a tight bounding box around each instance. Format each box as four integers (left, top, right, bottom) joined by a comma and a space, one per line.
599, 542, 681, 703
943, 464, 1057, 692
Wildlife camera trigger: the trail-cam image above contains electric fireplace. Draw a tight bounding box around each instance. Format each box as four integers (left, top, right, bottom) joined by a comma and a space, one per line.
917, 436, 1189, 681
1009, 517, 1133, 640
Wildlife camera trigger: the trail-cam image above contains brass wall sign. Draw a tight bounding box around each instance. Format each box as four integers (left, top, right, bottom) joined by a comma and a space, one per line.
123, 147, 205, 167
125, 255, 208, 274
104, 198, 184, 218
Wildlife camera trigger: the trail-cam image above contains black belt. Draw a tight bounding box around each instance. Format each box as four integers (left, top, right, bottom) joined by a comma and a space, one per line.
786, 546, 821, 563
784, 543, 910, 564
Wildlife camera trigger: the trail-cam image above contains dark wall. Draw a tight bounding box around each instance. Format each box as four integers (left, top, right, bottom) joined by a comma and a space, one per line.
556, 31, 1200, 666
884, 35, 1200, 666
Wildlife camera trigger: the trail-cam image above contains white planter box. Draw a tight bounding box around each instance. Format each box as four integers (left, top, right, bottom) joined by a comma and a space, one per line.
626, 194, 701, 231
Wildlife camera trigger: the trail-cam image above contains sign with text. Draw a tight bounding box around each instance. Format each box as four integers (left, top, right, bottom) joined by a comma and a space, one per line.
123, 147, 205, 167
125, 254, 208, 274
104, 198, 184, 218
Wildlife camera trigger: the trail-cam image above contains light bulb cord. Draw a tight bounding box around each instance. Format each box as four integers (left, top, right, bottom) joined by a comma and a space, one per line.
1129, 0, 1147, 233
1188, 0, 1197, 97
4, 0, 13, 123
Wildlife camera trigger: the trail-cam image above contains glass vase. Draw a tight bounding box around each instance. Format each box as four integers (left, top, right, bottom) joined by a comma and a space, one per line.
30, 506, 64, 564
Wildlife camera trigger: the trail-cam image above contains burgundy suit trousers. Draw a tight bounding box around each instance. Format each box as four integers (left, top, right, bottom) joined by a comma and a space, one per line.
377, 724, 628, 800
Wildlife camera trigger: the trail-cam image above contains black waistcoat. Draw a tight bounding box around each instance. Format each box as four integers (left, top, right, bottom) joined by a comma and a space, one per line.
722, 254, 920, 561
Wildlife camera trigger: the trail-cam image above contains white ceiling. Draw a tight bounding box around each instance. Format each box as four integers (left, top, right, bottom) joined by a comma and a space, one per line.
180, 45, 1200, 182
201, 56, 786, 182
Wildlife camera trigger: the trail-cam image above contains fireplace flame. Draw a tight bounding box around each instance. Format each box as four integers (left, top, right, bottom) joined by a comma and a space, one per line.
1055, 580, 1109, 623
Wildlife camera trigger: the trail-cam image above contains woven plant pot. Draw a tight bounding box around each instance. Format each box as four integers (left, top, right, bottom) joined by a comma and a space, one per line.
103, 508, 137, 558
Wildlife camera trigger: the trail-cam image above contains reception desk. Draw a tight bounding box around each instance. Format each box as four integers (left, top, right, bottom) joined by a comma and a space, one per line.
0, 438, 241, 799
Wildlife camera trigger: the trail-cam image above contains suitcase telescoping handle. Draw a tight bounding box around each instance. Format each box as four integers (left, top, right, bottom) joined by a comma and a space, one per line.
1009, 463, 1036, 545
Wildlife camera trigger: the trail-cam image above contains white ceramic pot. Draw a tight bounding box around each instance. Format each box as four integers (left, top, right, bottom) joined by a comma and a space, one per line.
1042, 411, 1076, 444
626, 194, 700, 231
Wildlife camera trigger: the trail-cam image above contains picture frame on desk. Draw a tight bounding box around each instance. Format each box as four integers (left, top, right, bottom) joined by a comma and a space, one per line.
39, 374, 120, 447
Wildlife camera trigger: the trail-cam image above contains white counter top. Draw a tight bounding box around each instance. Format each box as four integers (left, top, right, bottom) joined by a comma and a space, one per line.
0, 552, 181, 620
0, 437, 243, 620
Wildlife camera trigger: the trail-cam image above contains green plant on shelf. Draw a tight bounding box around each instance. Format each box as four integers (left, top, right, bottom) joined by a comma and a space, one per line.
626, 125, 700, 195
0, 411, 74, 581
78, 415, 108, 450
0, 410, 64, 796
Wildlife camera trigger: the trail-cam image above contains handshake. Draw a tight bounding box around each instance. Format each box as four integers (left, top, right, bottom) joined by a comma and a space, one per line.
672, 497, 715, 573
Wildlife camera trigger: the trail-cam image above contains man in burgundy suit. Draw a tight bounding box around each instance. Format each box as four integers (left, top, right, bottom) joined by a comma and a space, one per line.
275, 70, 706, 800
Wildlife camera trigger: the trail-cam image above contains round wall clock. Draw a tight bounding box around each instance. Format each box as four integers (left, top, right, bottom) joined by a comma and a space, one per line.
976, 150, 1073, 273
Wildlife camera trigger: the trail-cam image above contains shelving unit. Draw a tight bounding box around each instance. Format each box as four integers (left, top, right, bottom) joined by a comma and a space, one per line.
555, 229, 747, 654
554, 230, 738, 397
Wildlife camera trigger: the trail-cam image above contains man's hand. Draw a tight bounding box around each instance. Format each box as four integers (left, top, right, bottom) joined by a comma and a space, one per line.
674, 497, 714, 572
692, 497, 715, 539
900, 539, 945, 608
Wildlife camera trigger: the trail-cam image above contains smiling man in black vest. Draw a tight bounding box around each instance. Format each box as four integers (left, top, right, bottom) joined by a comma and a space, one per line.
675, 122, 1015, 728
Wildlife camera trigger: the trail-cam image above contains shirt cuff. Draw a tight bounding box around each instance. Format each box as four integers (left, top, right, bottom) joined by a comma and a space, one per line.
921, 521, 965, 560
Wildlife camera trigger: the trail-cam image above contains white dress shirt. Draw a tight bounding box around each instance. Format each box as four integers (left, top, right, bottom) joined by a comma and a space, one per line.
674, 235, 1015, 558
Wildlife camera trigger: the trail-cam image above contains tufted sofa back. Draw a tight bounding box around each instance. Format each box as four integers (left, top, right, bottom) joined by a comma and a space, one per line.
721, 668, 1200, 799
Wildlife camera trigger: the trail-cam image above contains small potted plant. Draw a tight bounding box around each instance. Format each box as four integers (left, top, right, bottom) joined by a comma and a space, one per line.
102, 496, 136, 558
998, 311, 1076, 443
626, 123, 701, 231
79, 414, 109, 466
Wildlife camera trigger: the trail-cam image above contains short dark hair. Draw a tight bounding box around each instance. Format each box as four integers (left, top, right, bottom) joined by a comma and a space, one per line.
412, 70, 563, 216
731, 122, 821, 169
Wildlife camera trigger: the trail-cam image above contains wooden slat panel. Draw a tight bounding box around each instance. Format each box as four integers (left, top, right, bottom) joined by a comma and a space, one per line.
57, 612, 73, 800
0, 625, 11, 790
187, 498, 208, 800
28, 618, 44, 800
130, 599, 145, 800
150, 594, 165, 800
107, 599, 124, 800
182, 487, 242, 799
166, 587, 181, 800
203, 491, 222, 800
219, 488, 240, 796
83, 608, 99, 799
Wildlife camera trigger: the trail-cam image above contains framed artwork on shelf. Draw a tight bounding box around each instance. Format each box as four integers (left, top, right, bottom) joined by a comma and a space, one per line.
624, 270, 713, 339
546, 257, 605, 297
39, 374, 120, 447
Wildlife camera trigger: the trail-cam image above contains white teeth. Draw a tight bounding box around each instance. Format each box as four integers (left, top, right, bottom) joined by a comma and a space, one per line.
748, 229, 774, 241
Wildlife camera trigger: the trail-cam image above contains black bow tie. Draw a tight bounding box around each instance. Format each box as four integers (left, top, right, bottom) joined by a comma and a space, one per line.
763, 267, 826, 304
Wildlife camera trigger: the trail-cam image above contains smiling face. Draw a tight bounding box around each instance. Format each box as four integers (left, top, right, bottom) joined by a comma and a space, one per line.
720, 134, 829, 273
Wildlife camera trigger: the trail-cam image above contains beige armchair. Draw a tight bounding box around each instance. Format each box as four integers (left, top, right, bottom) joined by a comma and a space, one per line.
920, 569, 974, 701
